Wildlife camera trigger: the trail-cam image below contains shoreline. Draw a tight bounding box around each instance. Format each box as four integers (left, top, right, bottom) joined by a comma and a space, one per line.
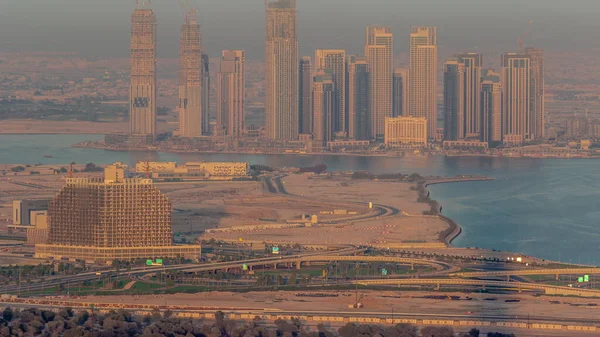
423, 178, 497, 247
71, 142, 600, 160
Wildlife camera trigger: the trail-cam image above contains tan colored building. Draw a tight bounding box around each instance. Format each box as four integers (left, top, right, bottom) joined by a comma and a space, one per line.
526, 47, 545, 140
26, 213, 48, 246
501, 53, 531, 145
409, 26, 438, 139
456, 53, 483, 139
217, 50, 246, 138
36, 164, 200, 263
315, 50, 346, 136
178, 16, 203, 138
366, 26, 393, 141
265, 0, 299, 140
384, 117, 427, 148
129, 4, 157, 138
136, 161, 250, 179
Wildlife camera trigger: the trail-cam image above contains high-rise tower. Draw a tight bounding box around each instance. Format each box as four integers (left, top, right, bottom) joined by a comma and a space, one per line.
178, 16, 203, 138
265, 0, 299, 140
501, 53, 531, 145
456, 53, 483, 138
366, 26, 393, 141
217, 50, 246, 138
409, 26, 437, 139
312, 73, 335, 146
315, 50, 346, 136
393, 68, 408, 117
299, 56, 313, 134
129, 4, 157, 138
201, 54, 211, 135
481, 69, 502, 145
443, 59, 465, 141
346, 55, 370, 140
526, 47, 545, 140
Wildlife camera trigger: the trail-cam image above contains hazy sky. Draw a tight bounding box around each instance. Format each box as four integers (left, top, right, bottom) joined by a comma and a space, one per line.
0, 0, 597, 60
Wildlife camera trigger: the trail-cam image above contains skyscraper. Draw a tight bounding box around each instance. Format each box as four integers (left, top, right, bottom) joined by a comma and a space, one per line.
299, 56, 313, 135
455, 53, 483, 139
409, 26, 437, 139
393, 68, 408, 117
129, 4, 157, 138
315, 50, 346, 136
35, 164, 201, 263
366, 26, 393, 141
443, 59, 465, 141
312, 73, 335, 146
346, 55, 370, 140
217, 50, 246, 138
202, 54, 211, 135
526, 47, 545, 140
501, 53, 531, 145
178, 16, 203, 138
265, 0, 299, 140
480, 70, 502, 145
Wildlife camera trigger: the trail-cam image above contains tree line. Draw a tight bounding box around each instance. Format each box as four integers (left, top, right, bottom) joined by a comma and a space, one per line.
0, 307, 516, 337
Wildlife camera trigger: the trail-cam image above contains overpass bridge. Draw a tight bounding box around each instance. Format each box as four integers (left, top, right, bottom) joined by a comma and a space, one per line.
353, 278, 600, 298
451, 268, 600, 281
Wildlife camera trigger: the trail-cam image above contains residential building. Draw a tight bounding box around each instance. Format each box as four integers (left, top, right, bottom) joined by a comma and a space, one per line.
456, 53, 483, 138
480, 70, 502, 145
526, 47, 545, 140
315, 50, 346, 135
202, 54, 211, 135
312, 73, 336, 146
129, 5, 157, 138
501, 53, 531, 145
409, 26, 437, 139
178, 17, 203, 138
265, 0, 299, 140
299, 56, 313, 134
443, 59, 465, 141
366, 26, 393, 141
217, 50, 245, 137
393, 68, 408, 117
346, 55, 370, 140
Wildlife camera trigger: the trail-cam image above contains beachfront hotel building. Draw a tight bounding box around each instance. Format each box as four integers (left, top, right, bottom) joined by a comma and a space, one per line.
384, 116, 428, 148
35, 164, 200, 263
129, 3, 157, 139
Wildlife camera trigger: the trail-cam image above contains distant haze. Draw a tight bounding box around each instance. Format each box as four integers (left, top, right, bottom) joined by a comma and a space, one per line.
0, 0, 598, 59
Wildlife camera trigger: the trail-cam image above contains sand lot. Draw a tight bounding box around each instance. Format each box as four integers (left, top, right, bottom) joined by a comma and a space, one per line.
201, 174, 448, 245
71, 290, 600, 322
0, 119, 173, 135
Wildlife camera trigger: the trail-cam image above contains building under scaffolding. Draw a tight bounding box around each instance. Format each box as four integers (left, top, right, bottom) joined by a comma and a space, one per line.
35, 164, 200, 264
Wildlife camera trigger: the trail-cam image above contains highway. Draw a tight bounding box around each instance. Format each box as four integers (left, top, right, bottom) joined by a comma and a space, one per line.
451, 268, 600, 278
353, 278, 600, 297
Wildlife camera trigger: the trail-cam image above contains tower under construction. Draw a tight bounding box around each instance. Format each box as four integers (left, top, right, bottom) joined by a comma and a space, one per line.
178, 11, 204, 138
129, 3, 157, 139
35, 164, 200, 263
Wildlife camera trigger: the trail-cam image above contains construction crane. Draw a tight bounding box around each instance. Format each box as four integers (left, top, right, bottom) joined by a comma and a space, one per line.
178, 0, 198, 24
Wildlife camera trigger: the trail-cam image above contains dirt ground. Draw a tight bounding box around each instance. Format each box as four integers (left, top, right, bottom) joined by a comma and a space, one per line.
201, 174, 449, 245
72, 289, 600, 322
